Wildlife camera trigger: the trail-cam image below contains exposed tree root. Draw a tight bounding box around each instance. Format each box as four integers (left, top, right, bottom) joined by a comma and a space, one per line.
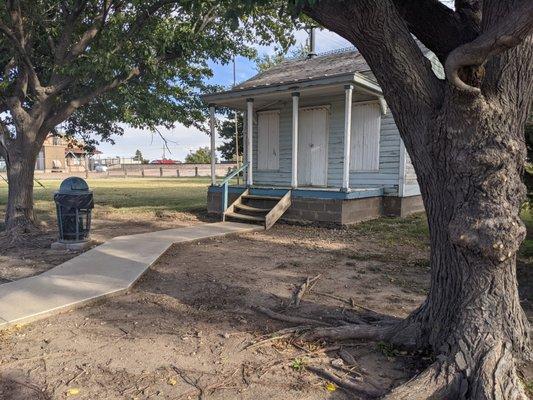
306, 365, 385, 398
300, 322, 396, 342
1, 222, 42, 247
381, 361, 460, 400
288, 274, 321, 308
251, 305, 330, 326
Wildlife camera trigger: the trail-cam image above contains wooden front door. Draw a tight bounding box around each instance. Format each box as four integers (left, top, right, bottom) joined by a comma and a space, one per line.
298, 107, 328, 186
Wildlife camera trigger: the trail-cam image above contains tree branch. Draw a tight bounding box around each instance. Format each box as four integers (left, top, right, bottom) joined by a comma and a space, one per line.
391, 0, 479, 63
53, 0, 87, 64
455, 0, 482, 30
62, 0, 114, 64
303, 0, 442, 138
40, 67, 140, 135
445, 0, 533, 94
2, 0, 44, 97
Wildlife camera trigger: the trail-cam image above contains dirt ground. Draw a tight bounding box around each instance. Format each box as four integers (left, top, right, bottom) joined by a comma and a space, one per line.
0, 210, 213, 283
0, 218, 531, 399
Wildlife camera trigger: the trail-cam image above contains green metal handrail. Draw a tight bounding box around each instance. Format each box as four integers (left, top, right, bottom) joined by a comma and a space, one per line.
218, 162, 248, 213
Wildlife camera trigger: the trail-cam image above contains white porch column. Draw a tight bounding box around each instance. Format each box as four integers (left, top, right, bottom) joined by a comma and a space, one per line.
246, 98, 254, 186
342, 84, 353, 191
209, 105, 216, 185
291, 92, 300, 188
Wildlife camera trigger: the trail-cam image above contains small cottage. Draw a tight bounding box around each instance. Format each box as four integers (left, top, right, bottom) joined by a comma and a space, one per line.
204, 47, 442, 227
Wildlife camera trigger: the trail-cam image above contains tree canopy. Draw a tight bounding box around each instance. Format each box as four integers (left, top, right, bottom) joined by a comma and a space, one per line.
0, 0, 296, 147
185, 146, 212, 164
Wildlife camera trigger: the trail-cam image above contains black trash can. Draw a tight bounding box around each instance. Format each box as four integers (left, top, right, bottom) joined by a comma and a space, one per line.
54, 177, 94, 242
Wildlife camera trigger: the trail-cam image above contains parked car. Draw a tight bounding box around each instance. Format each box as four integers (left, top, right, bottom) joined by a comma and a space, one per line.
95, 165, 108, 172
149, 159, 177, 165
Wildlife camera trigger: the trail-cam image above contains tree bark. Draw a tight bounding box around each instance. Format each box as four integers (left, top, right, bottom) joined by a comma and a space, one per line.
300, 1, 532, 397
4, 134, 41, 237
367, 96, 531, 399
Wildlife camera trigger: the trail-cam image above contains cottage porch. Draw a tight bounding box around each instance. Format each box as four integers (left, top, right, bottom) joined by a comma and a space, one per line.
203, 53, 424, 226
206, 73, 387, 193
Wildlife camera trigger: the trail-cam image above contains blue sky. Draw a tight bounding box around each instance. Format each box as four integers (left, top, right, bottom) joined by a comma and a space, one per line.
97, 28, 351, 162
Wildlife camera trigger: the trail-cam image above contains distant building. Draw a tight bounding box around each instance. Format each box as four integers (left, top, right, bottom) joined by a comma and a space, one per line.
36, 135, 99, 172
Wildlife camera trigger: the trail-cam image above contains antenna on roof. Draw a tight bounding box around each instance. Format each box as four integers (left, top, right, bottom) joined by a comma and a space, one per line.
307, 26, 317, 59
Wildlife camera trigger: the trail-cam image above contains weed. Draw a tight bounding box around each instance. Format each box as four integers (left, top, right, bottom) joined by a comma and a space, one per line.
376, 341, 400, 358
290, 358, 306, 371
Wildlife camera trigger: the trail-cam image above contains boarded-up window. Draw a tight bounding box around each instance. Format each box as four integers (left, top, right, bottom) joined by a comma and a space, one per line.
257, 111, 280, 170
350, 103, 381, 171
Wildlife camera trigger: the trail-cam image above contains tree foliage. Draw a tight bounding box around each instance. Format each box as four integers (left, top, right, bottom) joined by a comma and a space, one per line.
0, 0, 297, 235
255, 43, 309, 72
0, 0, 296, 146
217, 114, 243, 162
185, 146, 212, 164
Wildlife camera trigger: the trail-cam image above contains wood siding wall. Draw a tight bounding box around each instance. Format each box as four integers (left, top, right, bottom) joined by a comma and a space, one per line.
251, 93, 403, 195
401, 146, 421, 196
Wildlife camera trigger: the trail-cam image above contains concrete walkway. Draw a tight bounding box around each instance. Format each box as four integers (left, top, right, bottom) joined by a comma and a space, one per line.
0, 222, 262, 330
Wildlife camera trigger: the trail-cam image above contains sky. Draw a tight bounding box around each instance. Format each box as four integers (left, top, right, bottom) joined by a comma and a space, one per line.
96, 28, 352, 162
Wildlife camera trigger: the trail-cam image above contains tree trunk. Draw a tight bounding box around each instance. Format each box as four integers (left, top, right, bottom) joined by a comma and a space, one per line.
4, 140, 40, 237
387, 95, 531, 399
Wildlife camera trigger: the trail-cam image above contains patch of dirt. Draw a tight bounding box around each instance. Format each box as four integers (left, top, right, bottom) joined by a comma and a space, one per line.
0, 223, 530, 399
0, 210, 214, 282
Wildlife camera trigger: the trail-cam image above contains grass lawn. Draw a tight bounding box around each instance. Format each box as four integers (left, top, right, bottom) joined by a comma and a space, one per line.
0, 177, 212, 224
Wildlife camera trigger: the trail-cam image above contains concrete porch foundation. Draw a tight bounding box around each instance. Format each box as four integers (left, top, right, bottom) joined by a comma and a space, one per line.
208, 186, 424, 226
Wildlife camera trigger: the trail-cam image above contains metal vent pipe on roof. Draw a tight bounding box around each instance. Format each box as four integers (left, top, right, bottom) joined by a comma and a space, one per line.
308, 27, 317, 59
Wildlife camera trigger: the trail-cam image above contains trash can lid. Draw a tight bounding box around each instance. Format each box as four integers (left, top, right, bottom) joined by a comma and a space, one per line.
57, 177, 91, 194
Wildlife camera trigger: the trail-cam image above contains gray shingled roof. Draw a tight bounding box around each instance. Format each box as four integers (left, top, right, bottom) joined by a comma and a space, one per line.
235, 49, 371, 91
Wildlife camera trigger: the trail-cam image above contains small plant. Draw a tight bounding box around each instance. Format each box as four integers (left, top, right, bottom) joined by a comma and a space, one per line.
376, 341, 400, 358
523, 379, 533, 397
290, 357, 306, 371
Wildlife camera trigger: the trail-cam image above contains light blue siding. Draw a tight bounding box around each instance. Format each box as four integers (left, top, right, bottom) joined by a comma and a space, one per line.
251, 94, 403, 195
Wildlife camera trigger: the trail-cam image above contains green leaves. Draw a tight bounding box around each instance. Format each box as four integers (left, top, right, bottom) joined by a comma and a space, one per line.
0, 0, 296, 144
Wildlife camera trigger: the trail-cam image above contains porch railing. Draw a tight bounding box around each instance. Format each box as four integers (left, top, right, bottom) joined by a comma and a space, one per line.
218, 162, 249, 213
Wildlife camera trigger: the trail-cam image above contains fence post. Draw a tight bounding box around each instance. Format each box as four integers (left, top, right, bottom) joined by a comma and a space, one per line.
141, 169, 145, 178
176, 169, 180, 178
159, 167, 163, 177
124, 169, 127, 178
195, 166, 199, 177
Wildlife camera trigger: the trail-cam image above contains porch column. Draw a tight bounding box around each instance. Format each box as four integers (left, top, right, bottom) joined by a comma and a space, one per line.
246, 98, 254, 186
291, 92, 300, 188
209, 105, 216, 185
342, 85, 353, 191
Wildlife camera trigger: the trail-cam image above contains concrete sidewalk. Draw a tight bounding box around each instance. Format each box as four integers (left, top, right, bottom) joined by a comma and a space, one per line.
0, 222, 262, 330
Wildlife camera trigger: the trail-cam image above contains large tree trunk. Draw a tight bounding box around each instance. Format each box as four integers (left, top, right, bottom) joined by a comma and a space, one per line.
390, 96, 531, 398
4, 136, 41, 237
306, 98, 531, 399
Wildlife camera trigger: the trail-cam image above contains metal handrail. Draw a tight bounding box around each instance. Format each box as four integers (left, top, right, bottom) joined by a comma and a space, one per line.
218, 162, 249, 215
218, 162, 248, 187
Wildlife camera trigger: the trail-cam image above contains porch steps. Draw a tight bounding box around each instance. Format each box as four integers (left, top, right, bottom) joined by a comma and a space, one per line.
224, 190, 292, 229
225, 212, 265, 222
234, 203, 271, 213
242, 194, 283, 201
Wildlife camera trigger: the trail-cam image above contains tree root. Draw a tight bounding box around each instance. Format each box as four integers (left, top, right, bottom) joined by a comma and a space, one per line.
300, 322, 396, 342
251, 305, 330, 326
288, 274, 321, 308
380, 343, 530, 400
380, 361, 460, 400
306, 365, 386, 398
